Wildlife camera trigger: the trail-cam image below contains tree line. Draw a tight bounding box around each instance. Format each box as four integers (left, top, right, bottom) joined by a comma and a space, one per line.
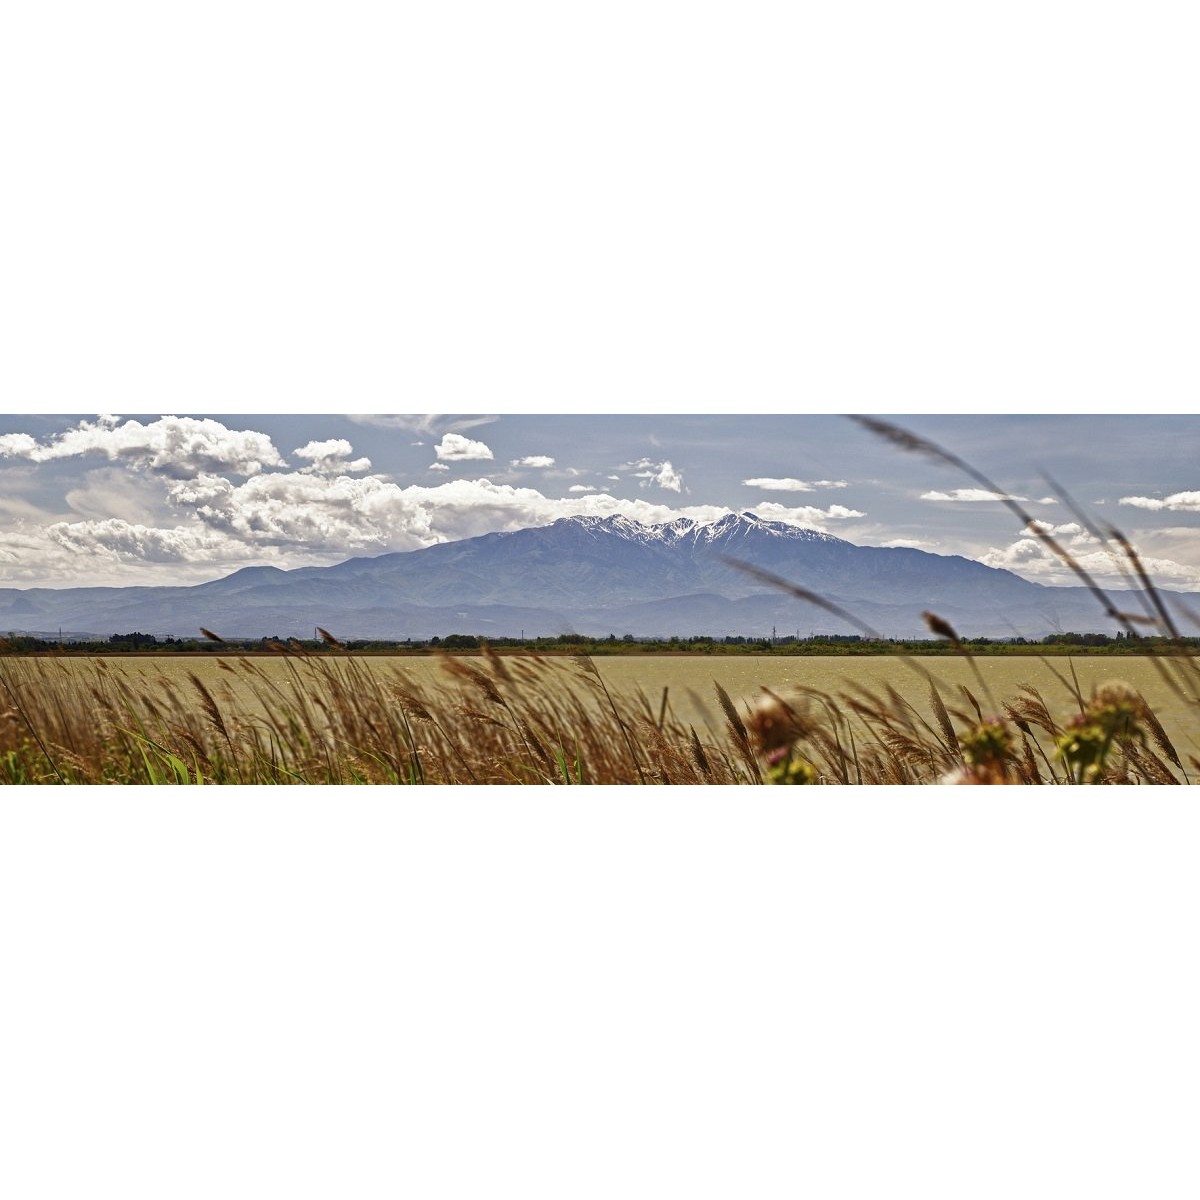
1, 628, 1196, 656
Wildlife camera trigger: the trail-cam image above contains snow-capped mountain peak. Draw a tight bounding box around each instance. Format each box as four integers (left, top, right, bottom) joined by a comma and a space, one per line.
557, 511, 848, 547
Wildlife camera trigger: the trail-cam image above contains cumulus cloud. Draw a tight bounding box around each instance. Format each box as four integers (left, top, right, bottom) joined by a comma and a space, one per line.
1029, 520, 1079, 536
1025, 520, 1097, 544
0, 514, 290, 587
1120, 491, 1200, 513
292, 439, 371, 474
880, 537, 934, 549
428, 462, 450, 471
512, 455, 555, 469
742, 477, 848, 491
0, 433, 39, 457
46, 518, 262, 564
435, 433, 494, 462
0, 416, 286, 478
568, 485, 596, 493
294, 438, 352, 460
979, 535, 1200, 589
981, 538, 1045, 566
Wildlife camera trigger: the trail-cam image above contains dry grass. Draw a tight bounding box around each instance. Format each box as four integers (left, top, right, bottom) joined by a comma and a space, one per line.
0, 645, 1194, 784
0, 650, 752, 785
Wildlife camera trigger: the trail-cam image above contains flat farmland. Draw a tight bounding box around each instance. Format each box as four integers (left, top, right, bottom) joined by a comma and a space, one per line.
29, 653, 1200, 763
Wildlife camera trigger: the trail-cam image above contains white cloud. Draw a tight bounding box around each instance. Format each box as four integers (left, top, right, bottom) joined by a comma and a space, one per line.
435, 432, 494, 462
1029, 520, 1080, 536
979, 535, 1200, 589
921, 488, 1056, 505
1120, 491, 1200, 513
745, 502, 865, 527
742, 477, 848, 491
428, 462, 450, 471
625, 459, 683, 492
168, 472, 437, 552
0, 416, 286, 478
922, 488, 1018, 503
1025, 520, 1097, 544
568, 485, 596, 493
294, 438, 352, 460
0, 516, 284, 587
881, 537, 933, 549
46, 518, 262, 565
0, 433, 39, 457
292, 439, 371, 474
512, 455, 555, 468
981, 537, 1045, 566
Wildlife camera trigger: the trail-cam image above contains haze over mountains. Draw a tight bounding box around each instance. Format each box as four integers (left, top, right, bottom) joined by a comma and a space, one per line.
0, 513, 1186, 641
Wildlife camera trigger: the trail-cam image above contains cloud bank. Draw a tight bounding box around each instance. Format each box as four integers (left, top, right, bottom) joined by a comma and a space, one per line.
0, 416, 286, 478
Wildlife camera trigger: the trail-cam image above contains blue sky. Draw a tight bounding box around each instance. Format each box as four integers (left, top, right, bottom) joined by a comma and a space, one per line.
0, 412, 1197, 591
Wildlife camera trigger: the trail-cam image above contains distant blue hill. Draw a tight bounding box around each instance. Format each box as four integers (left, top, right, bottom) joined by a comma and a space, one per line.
0, 513, 1189, 640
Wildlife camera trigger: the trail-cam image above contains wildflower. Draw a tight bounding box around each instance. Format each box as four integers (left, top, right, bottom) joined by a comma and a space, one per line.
952, 718, 1016, 784
764, 746, 818, 785
1056, 680, 1145, 784
746, 692, 818, 783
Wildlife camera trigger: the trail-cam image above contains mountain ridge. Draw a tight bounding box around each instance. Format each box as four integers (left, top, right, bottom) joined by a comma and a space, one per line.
0, 513, 1187, 640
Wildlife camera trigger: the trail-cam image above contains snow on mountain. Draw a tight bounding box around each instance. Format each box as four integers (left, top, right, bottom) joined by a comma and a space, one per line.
559, 511, 847, 547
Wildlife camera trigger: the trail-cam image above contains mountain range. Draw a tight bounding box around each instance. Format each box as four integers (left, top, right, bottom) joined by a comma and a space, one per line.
0, 513, 1186, 640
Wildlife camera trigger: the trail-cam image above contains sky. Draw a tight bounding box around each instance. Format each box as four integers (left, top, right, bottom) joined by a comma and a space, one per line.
0, 412, 1197, 593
